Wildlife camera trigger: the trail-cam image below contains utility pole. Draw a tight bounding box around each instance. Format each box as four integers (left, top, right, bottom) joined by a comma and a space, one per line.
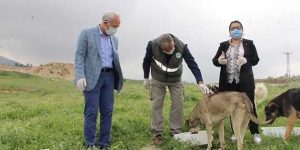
283, 51, 292, 82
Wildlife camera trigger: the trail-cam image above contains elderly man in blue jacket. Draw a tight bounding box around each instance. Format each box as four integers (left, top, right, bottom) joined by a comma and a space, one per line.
75, 11, 123, 150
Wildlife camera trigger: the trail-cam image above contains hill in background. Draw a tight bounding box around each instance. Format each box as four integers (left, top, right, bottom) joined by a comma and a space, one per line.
0, 56, 23, 66
256, 76, 300, 84
0, 62, 74, 80
0, 60, 299, 83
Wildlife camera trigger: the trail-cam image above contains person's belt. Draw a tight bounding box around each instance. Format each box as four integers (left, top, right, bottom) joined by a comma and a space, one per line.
101, 68, 113, 72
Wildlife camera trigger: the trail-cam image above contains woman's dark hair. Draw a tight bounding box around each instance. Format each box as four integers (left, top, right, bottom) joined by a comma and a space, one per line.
229, 20, 243, 31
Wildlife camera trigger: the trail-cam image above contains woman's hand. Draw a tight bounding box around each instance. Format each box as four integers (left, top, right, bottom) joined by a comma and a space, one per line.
218, 51, 227, 65
236, 56, 247, 66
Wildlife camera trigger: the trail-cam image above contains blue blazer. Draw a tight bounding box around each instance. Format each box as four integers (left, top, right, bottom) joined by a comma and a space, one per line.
75, 26, 123, 92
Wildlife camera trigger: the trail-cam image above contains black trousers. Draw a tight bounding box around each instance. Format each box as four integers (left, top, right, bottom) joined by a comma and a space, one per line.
224, 80, 259, 134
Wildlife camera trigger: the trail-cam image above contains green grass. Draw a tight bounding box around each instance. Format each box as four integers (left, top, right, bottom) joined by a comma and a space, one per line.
0, 71, 300, 150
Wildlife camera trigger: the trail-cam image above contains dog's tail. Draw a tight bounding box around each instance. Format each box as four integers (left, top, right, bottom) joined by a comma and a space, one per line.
255, 83, 268, 105
240, 93, 272, 125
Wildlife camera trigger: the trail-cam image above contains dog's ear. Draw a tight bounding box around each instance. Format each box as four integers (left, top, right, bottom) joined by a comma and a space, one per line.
268, 102, 279, 111
266, 102, 281, 117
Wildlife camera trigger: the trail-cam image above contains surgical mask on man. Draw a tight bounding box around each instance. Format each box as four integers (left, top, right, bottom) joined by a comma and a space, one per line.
104, 21, 118, 36
106, 26, 118, 36
230, 29, 243, 39
163, 46, 175, 54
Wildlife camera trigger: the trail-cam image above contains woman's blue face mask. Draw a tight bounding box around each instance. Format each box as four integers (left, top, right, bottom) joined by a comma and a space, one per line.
230, 29, 243, 39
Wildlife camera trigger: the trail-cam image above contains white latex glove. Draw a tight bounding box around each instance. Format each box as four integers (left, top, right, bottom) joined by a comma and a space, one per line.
236, 56, 247, 66
198, 84, 210, 95
218, 51, 227, 65
144, 78, 150, 90
117, 88, 123, 94
76, 78, 86, 91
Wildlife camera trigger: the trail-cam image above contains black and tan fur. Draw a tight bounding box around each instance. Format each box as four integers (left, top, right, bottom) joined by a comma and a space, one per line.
206, 84, 219, 93
264, 88, 300, 140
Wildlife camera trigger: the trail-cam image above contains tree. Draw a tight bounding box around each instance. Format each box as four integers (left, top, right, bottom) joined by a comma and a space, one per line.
14, 62, 19, 67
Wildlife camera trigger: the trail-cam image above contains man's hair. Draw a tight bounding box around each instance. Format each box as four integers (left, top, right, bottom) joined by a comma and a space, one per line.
102, 11, 119, 22
229, 20, 243, 31
158, 33, 173, 49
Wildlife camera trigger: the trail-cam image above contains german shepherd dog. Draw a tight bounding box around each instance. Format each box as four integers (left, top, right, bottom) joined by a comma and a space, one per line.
264, 88, 300, 140
187, 92, 271, 150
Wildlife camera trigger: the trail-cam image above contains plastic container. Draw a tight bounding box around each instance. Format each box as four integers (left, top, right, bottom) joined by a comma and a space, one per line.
174, 130, 208, 145
261, 127, 300, 138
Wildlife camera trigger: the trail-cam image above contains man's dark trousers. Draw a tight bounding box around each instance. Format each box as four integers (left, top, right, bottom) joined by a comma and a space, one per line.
83, 71, 114, 147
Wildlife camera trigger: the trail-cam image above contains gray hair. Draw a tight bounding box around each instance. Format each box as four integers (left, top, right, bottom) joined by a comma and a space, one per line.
158, 34, 173, 49
102, 11, 119, 22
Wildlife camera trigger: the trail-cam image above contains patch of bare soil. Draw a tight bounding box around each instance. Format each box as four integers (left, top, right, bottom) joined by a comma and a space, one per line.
0, 62, 75, 80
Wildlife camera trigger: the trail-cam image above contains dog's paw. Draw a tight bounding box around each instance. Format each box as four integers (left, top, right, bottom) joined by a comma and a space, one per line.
190, 128, 199, 134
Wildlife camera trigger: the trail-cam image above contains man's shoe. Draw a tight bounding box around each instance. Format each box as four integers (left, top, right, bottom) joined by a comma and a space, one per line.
154, 135, 163, 145
231, 135, 237, 143
169, 129, 180, 137
253, 133, 262, 144
86, 144, 96, 150
100, 145, 109, 150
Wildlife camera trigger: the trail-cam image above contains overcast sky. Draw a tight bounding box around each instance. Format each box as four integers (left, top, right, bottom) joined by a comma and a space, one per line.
0, 0, 300, 83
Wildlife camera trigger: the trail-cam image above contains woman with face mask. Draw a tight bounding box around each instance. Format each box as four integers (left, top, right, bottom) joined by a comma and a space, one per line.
212, 20, 261, 144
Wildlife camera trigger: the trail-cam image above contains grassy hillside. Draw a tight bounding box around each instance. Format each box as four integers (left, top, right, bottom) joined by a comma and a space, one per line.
0, 71, 300, 150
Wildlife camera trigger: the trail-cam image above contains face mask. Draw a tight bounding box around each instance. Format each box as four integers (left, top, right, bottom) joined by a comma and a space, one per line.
163, 46, 175, 54
104, 21, 118, 36
230, 29, 243, 39
105, 26, 118, 36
